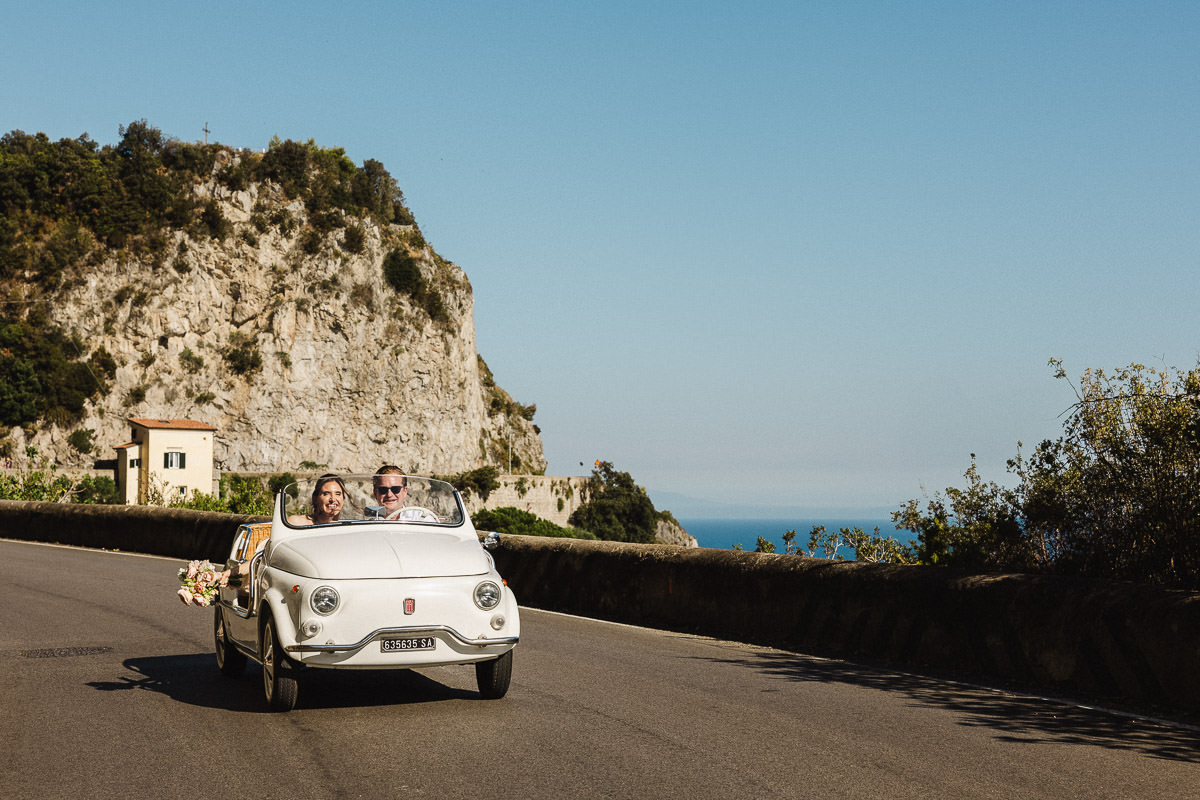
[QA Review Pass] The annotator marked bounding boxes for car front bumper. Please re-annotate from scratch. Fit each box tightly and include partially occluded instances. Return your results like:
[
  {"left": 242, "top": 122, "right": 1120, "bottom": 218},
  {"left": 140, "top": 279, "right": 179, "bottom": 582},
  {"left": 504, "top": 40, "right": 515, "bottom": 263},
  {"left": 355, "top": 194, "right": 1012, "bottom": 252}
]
[{"left": 285, "top": 623, "right": 518, "bottom": 653}]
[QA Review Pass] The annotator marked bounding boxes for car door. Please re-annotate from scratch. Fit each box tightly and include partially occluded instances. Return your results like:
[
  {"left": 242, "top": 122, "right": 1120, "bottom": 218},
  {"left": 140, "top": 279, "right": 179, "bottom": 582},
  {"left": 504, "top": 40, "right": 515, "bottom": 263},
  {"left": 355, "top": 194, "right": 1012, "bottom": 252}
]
[{"left": 218, "top": 524, "right": 269, "bottom": 651}]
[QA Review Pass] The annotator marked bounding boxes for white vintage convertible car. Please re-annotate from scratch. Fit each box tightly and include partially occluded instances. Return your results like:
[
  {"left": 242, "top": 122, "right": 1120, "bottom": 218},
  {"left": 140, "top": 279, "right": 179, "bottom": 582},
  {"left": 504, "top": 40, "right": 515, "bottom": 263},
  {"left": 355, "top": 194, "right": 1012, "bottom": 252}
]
[{"left": 212, "top": 474, "right": 519, "bottom": 711}]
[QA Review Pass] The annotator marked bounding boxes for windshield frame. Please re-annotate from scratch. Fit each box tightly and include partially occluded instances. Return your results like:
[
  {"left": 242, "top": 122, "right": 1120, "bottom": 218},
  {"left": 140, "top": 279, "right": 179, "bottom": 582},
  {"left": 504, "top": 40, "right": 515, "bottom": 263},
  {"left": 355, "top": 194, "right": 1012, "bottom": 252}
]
[{"left": 279, "top": 474, "right": 467, "bottom": 530}]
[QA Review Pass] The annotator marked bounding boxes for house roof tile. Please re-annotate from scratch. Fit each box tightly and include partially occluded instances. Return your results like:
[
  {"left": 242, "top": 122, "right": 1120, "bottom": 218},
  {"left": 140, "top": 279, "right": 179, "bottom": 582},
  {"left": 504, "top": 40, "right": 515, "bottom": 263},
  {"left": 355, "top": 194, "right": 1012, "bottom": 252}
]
[{"left": 128, "top": 418, "right": 217, "bottom": 431}]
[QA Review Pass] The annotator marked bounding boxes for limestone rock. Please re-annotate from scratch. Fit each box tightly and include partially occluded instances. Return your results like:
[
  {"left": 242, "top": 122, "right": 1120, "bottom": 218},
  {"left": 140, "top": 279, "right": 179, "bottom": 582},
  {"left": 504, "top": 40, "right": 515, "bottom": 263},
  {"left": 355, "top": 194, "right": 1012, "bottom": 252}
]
[
  {"left": 655, "top": 517, "right": 699, "bottom": 548},
  {"left": 6, "top": 184, "right": 545, "bottom": 477}
]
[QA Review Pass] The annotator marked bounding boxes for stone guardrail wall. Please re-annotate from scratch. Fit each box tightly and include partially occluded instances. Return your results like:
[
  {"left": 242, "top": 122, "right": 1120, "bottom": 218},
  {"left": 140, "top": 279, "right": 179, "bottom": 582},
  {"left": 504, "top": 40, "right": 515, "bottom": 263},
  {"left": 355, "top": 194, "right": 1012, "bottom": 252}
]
[
  {"left": 3, "top": 500, "right": 1198, "bottom": 715},
  {"left": 0, "top": 500, "right": 267, "bottom": 563}
]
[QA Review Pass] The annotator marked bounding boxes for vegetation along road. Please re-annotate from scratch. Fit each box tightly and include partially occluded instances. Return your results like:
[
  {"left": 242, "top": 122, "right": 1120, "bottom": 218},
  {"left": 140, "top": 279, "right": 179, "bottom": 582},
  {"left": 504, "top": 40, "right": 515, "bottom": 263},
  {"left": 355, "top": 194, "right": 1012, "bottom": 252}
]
[{"left": 3, "top": 539, "right": 1198, "bottom": 799}]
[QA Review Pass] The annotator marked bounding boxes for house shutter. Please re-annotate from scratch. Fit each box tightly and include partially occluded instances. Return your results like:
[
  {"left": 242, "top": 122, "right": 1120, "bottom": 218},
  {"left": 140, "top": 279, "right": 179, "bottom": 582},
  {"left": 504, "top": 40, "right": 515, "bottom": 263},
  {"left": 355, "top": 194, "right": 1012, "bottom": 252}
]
[
  {"left": 164, "top": 453, "right": 170, "bottom": 468},
  {"left": 180, "top": 452, "right": 186, "bottom": 469}
]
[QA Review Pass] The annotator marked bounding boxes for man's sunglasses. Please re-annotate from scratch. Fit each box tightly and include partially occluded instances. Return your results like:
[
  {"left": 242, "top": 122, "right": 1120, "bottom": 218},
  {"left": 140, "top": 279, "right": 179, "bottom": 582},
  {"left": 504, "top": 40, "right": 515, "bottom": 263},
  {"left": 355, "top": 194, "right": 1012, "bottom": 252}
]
[{"left": 375, "top": 485, "right": 407, "bottom": 497}]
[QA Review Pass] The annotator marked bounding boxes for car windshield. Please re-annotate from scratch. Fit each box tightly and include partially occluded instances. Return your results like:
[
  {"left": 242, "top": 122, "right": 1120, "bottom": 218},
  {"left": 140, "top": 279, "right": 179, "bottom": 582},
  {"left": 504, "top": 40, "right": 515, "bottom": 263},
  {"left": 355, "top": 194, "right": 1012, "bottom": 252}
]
[{"left": 283, "top": 474, "right": 465, "bottom": 528}]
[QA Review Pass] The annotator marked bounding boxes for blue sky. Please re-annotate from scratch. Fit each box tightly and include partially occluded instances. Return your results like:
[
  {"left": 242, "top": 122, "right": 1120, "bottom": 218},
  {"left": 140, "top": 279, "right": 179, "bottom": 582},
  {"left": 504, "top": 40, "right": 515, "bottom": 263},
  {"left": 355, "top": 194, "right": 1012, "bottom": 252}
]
[{"left": 4, "top": 1, "right": 1197, "bottom": 515}]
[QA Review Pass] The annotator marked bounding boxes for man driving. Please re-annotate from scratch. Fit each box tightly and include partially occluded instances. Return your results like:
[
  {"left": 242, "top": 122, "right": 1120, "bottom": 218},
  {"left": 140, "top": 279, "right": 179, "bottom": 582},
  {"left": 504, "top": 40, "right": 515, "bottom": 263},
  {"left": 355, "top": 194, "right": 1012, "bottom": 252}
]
[
  {"left": 372, "top": 464, "right": 439, "bottom": 521},
  {"left": 372, "top": 465, "right": 409, "bottom": 519}
]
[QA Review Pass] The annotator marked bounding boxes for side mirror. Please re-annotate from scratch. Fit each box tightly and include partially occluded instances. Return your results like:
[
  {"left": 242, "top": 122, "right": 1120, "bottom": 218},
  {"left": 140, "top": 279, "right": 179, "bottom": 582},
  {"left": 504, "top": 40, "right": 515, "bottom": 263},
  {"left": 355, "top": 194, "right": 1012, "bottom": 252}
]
[{"left": 482, "top": 531, "right": 501, "bottom": 551}]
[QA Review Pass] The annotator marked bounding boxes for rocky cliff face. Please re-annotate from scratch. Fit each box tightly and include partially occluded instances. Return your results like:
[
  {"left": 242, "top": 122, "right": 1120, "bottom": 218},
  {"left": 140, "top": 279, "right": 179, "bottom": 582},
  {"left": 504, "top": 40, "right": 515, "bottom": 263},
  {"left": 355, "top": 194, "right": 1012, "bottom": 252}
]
[{"left": 5, "top": 161, "right": 544, "bottom": 475}]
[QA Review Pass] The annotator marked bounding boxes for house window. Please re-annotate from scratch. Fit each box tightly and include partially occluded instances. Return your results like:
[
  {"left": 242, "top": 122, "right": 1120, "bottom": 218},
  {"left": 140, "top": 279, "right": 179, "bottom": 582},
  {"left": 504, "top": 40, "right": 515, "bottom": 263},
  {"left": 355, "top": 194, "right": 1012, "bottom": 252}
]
[
  {"left": 164, "top": 451, "right": 186, "bottom": 469},
  {"left": 178, "top": 487, "right": 187, "bottom": 497}
]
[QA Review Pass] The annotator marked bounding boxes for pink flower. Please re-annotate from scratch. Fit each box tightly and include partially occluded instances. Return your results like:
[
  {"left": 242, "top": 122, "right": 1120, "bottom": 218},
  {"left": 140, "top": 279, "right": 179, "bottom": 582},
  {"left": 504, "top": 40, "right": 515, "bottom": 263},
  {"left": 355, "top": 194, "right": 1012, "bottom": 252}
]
[{"left": 176, "top": 560, "right": 225, "bottom": 608}]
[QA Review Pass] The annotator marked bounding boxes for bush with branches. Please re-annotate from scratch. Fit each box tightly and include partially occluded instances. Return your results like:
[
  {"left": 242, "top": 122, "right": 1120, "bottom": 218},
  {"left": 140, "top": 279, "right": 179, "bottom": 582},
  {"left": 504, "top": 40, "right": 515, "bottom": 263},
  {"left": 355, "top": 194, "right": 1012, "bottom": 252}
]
[
  {"left": 434, "top": 466, "right": 501, "bottom": 502},
  {"left": 0, "top": 311, "right": 113, "bottom": 427},
  {"left": 895, "top": 359, "right": 1200, "bottom": 588},
  {"left": 568, "top": 460, "right": 660, "bottom": 544},
  {"left": 750, "top": 526, "right": 916, "bottom": 564},
  {"left": 0, "top": 448, "right": 118, "bottom": 503},
  {"left": 382, "top": 248, "right": 448, "bottom": 324}
]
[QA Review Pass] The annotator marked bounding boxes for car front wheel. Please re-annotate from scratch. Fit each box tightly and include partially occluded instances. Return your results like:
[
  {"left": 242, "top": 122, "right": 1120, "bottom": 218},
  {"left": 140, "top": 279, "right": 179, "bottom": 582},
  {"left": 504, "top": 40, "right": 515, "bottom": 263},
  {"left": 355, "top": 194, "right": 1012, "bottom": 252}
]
[
  {"left": 214, "top": 607, "right": 246, "bottom": 676},
  {"left": 475, "top": 650, "right": 513, "bottom": 699},
  {"left": 262, "top": 617, "right": 299, "bottom": 712}
]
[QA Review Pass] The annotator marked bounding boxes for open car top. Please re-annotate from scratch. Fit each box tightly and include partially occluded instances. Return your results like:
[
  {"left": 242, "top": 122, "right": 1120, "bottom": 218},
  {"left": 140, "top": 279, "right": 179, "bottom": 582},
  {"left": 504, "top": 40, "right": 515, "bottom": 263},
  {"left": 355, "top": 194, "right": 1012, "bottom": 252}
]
[{"left": 281, "top": 474, "right": 466, "bottom": 528}]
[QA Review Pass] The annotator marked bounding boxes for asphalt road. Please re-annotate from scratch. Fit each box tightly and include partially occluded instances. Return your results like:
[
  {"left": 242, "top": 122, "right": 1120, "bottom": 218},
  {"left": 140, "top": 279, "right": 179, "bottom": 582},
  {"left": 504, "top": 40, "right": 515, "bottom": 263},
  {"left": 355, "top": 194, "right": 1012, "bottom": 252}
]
[{"left": 3, "top": 539, "right": 1199, "bottom": 799}]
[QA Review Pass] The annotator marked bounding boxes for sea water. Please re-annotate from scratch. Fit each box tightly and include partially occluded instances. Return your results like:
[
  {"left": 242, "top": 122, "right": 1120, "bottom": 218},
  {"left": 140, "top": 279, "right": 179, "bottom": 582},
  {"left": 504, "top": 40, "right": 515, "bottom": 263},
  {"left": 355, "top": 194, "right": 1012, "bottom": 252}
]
[{"left": 679, "top": 517, "right": 916, "bottom": 559}]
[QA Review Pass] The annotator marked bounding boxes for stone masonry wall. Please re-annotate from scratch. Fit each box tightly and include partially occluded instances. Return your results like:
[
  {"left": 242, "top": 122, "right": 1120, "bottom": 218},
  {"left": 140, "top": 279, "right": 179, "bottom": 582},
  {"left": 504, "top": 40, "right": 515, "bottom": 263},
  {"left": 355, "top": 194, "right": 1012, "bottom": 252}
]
[{"left": 465, "top": 474, "right": 587, "bottom": 526}]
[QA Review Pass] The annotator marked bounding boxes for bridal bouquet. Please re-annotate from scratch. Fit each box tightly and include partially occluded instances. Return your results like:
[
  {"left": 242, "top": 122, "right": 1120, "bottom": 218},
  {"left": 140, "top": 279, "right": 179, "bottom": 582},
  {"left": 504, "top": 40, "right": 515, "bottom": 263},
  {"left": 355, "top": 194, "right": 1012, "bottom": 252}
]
[{"left": 177, "top": 560, "right": 228, "bottom": 606}]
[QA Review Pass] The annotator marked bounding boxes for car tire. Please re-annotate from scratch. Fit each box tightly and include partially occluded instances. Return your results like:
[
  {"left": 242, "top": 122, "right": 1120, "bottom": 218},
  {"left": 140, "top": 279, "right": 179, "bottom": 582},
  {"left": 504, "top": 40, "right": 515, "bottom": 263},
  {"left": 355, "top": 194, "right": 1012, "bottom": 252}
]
[
  {"left": 262, "top": 617, "right": 299, "bottom": 712},
  {"left": 214, "top": 607, "right": 246, "bottom": 676},
  {"left": 475, "top": 650, "right": 513, "bottom": 699}
]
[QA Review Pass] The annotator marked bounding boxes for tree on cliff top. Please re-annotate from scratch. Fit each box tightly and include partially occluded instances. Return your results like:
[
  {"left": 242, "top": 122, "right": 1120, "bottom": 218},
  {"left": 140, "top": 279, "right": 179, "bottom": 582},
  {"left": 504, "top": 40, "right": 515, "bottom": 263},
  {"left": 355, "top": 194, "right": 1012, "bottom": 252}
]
[{"left": 0, "top": 121, "right": 416, "bottom": 287}]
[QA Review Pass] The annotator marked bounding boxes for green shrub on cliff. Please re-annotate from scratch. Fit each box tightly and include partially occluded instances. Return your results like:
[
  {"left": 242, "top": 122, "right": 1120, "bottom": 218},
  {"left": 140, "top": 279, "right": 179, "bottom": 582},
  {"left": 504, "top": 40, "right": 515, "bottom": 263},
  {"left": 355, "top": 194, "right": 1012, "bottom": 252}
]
[
  {"left": 435, "top": 466, "right": 501, "bottom": 502},
  {"left": 67, "top": 428, "right": 95, "bottom": 455},
  {"left": 0, "top": 311, "right": 113, "bottom": 427},
  {"left": 223, "top": 333, "right": 262, "bottom": 377},
  {"left": 383, "top": 248, "right": 419, "bottom": 290},
  {"left": 382, "top": 248, "right": 448, "bottom": 325}
]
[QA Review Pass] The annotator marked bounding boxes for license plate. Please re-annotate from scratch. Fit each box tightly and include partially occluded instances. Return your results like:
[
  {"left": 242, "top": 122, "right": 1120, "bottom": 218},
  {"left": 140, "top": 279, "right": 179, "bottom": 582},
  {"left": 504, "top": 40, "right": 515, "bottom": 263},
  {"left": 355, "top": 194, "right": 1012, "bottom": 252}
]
[{"left": 381, "top": 637, "right": 435, "bottom": 652}]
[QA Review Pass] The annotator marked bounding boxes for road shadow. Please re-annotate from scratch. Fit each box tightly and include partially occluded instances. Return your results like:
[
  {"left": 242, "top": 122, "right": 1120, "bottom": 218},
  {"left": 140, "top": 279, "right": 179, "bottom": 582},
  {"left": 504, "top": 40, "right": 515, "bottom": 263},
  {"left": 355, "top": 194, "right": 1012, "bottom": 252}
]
[
  {"left": 87, "top": 653, "right": 476, "bottom": 712},
  {"left": 694, "top": 647, "right": 1200, "bottom": 763},
  {"left": 290, "top": 665, "right": 478, "bottom": 710}
]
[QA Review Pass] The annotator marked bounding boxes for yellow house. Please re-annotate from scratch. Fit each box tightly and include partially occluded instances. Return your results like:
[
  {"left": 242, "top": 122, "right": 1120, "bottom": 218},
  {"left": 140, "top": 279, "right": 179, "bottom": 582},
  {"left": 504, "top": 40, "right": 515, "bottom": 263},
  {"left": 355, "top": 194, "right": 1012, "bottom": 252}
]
[{"left": 114, "top": 418, "right": 217, "bottom": 504}]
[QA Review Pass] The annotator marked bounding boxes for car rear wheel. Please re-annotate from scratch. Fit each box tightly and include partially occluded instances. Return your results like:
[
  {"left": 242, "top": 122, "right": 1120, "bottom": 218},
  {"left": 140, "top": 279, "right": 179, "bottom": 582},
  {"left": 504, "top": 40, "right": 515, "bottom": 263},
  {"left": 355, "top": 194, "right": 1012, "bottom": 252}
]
[
  {"left": 214, "top": 607, "right": 246, "bottom": 676},
  {"left": 475, "top": 650, "right": 513, "bottom": 699},
  {"left": 262, "top": 617, "right": 299, "bottom": 712}
]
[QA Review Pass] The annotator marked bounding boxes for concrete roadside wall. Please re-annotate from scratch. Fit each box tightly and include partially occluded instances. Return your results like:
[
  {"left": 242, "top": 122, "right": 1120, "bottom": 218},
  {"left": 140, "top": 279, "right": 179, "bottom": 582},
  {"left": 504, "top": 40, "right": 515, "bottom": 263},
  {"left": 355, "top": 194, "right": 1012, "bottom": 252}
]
[
  {"left": 489, "top": 535, "right": 1200, "bottom": 714},
  {"left": 4, "top": 500, "right": 1198, "bottom": 714}
]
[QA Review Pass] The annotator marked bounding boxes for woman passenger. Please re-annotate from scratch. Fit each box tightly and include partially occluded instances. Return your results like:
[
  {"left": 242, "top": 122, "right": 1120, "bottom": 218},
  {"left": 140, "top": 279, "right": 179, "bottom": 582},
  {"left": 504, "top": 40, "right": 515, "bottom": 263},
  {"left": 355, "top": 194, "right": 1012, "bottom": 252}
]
[{"left": 287, "top": 474, "right": 346, "bottom": 525}]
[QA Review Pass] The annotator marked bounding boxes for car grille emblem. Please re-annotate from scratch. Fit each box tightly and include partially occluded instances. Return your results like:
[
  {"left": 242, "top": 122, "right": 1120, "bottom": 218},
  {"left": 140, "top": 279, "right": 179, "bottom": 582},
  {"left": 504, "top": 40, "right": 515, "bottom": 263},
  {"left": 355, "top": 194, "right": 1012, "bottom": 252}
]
[{"left": 404, "top": 598, "right": 415, "bottom": 615}]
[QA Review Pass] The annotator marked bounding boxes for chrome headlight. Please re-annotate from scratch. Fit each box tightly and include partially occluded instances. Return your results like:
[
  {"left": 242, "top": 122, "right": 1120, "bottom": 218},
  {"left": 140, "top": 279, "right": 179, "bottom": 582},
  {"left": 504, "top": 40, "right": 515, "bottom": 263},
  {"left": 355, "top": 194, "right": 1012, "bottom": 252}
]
[
  {"left": 310, "top": 586, "right": 340, "bottom": 615},
  {"left": 473, "top": 581, "right": 501, "bottom": 610}
]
